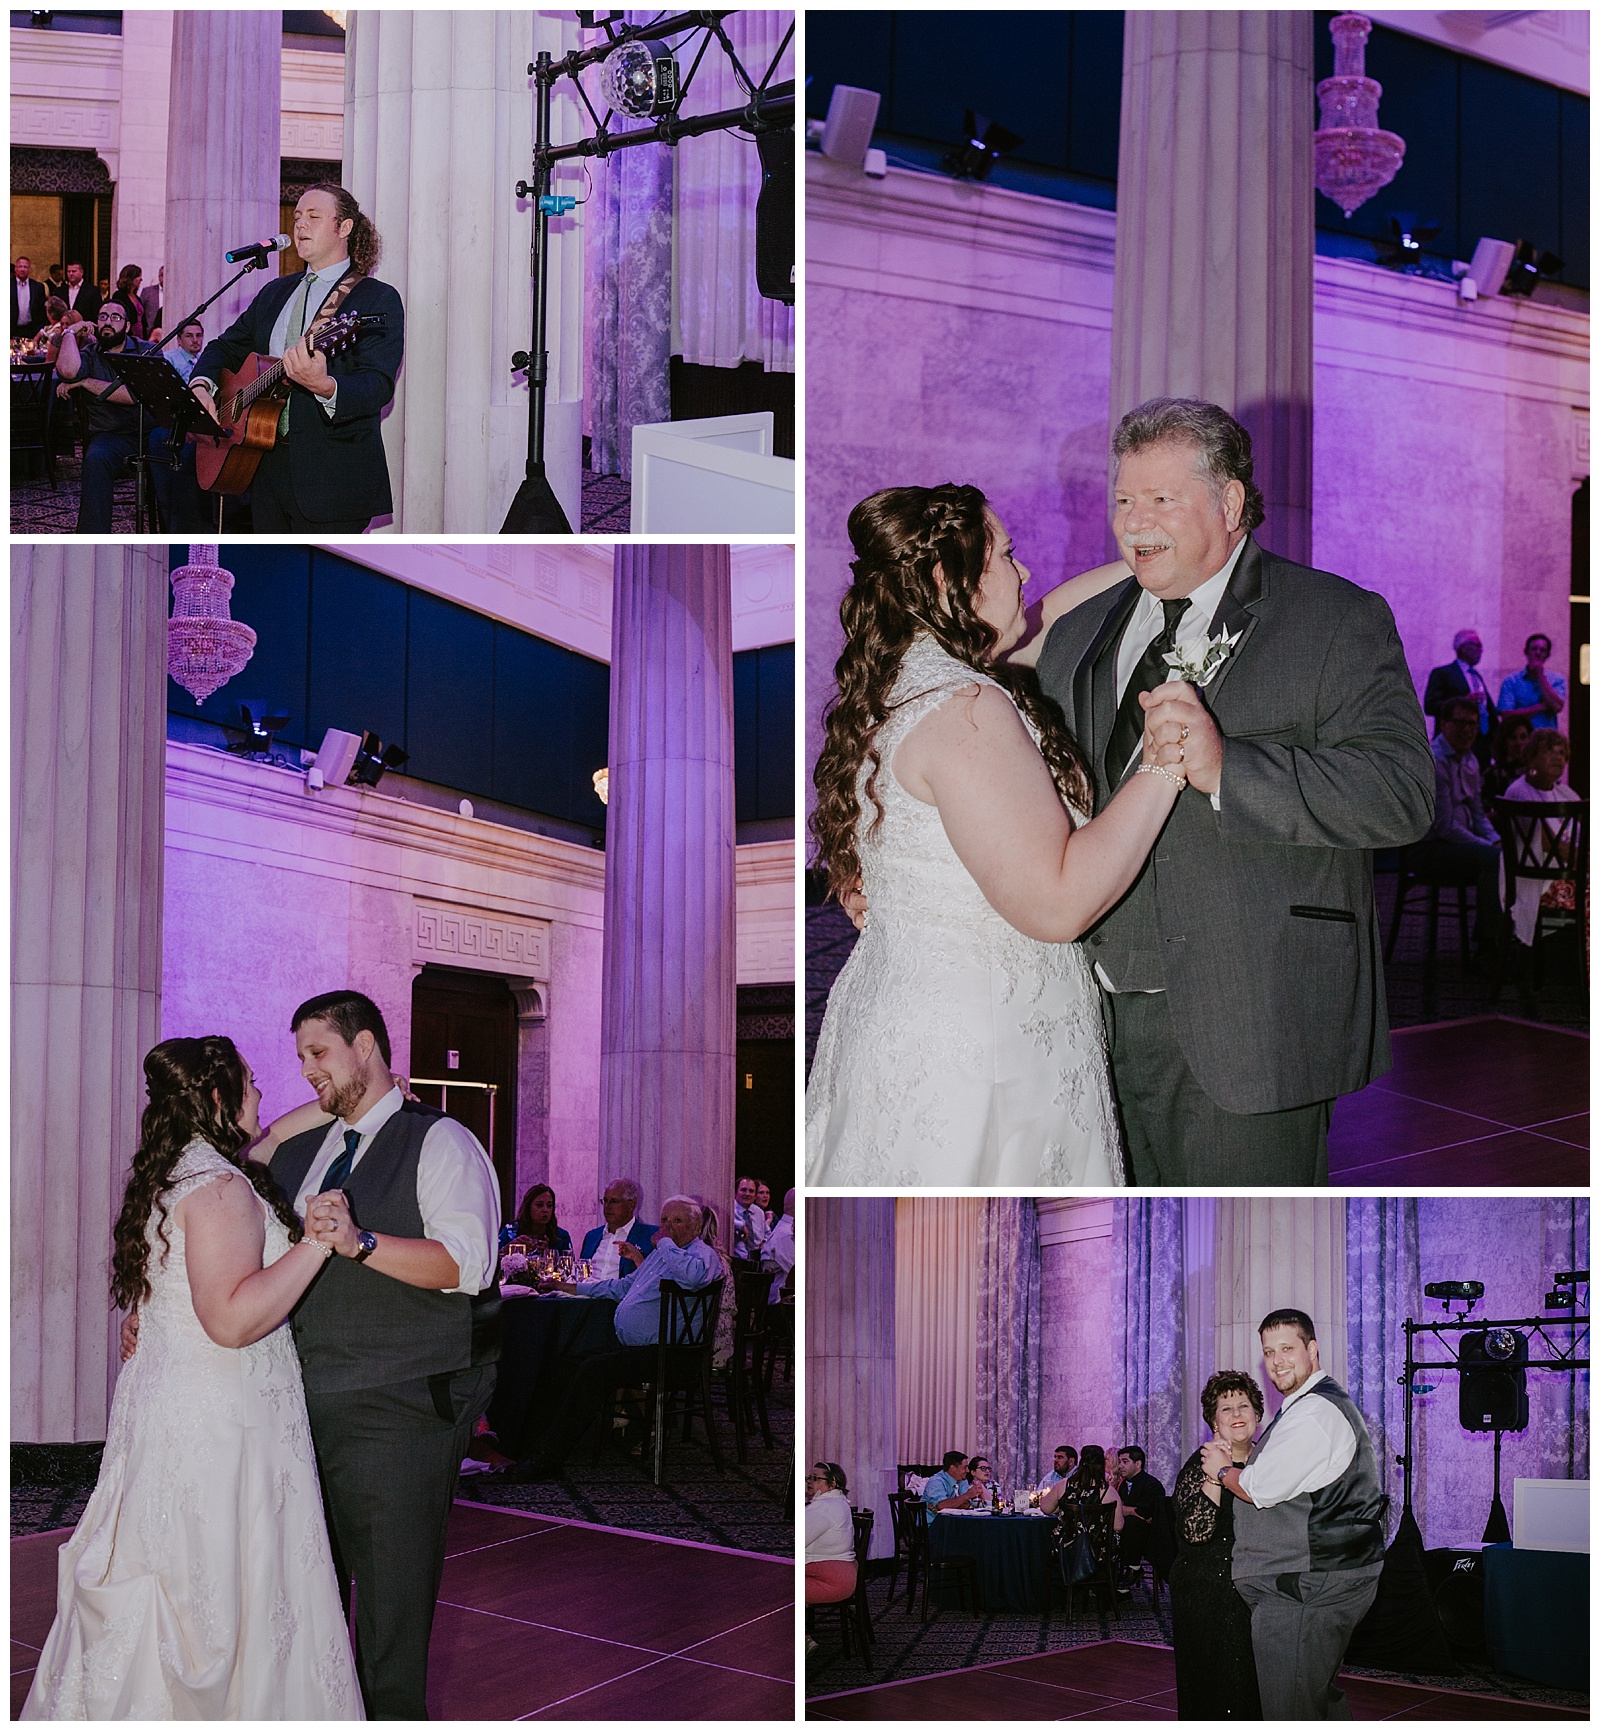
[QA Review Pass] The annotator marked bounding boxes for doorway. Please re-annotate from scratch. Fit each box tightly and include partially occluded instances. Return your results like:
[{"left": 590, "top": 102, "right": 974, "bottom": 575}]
[{"left": 410, "top": 965, "right": 518, "bottom": 1225}]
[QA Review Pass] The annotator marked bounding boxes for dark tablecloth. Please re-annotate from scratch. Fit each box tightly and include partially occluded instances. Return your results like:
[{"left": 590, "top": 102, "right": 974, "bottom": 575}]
[
  {"left": 485, "top": 1293, "right": 618, "bottom": 1456},
  {"left": 929, "top": 1512, "right": 1057, "bottom": 1612},
  {"left": 1482, "top": 1542, "right": 1589, "bottom": 1690}
]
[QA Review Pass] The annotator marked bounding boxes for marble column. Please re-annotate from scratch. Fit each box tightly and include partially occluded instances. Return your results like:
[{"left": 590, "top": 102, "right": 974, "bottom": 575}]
[
  {"left": 12, "top": 548, "right": 168, "bottom": 1442},
  {"left": 598, "top": 545, "right": 736, "bottom": 1222},
  {"left": 809, "top": 1198, "right": 897, "bottom": 1559},
  {"left": 1111, "top": 11, "right": 1315, "bottom": 562},
  {"left": 111, "top": 10, "right": 174, "bottom": 291},
  {"left": 343, "top": 10, "right": 584, "bottom": 532},
  {"left": 162, "top": 12, "right": 280, "bottom": 353}
]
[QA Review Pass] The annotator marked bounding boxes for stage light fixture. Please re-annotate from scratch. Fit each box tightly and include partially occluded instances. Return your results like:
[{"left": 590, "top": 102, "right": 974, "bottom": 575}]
[
  {"left": 1424, "top": 1279, "right": 1484, "bottom": 1312},
  {"left": 943, "top": 110, "right": 1022, "bottom": 182},
  {"left": 347, "top": 733, "right": 409, "bottom": 788},
  {"left": 605, "top": 39, "right": 678, "bottom": 118},
  {"left": 1500, "top": 237, "right": 1564, "bottom": 297},
  {"left": 1375, "top": 214, "right": 1440, "bottom": 270},
  {"left": 1544, "top": 1269, "right": 1587, "bottom": 1310},
  {"left": 226, "top": 701, "right": 290, "bottom": 757}
]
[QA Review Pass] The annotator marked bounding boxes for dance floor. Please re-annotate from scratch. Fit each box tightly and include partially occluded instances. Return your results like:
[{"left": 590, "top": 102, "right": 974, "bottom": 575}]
[
  {"left": 1328, "top": 1017, "right": 1588, "bottom": 1185},
  {"left": 807, "top": 1640, "right": 1587, "bottom": 1721},
  {"left": 11, "top": 1500, "right": 794, "bottom": 1720}
]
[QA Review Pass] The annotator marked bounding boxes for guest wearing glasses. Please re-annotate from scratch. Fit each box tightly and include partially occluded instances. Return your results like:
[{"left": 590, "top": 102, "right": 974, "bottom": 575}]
[
  {"left": 805, "top": 1462, "right": 857, "bottom": 1604},
  {"left": 579, "top": 1177, "right": 657, "bottom": 1277}
]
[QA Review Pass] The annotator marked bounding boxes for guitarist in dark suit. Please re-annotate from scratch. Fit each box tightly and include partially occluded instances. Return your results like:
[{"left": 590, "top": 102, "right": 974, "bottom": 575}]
[{"left": 190, "top": 184, "right": 403, "bottom": 531}]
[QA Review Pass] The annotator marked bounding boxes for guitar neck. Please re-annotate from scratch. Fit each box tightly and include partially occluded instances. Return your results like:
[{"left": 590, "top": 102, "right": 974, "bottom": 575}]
[{"left": 232, "top": 323, "right": 339, "bottom": 414}]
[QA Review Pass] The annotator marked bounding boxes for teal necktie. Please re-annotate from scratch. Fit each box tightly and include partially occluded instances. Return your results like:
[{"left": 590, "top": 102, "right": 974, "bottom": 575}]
[
  {"left": 277, "top": 272, "right": 315, "bottom": 436},
  {"left": 321, "top": 1127, "right": 360, "bottom": 1193}
]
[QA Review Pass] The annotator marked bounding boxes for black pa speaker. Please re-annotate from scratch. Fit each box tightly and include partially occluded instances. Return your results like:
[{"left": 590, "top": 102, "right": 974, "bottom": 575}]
[
  {"left": 1423, "top": 1548, "right": 1487, "bottom": 1659},
  {"left": 1457, "top": 1329, "right": 1529, "bottom": 1432},
  {"left": 755, "top": 126, "right": 794, "bottom": 305}
]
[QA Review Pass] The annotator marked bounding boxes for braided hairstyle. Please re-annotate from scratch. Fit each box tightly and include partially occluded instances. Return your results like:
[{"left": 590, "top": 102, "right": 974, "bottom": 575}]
[
  {"left": 110, "top": 1036, "right": 302, "bottom": 1310},
  {"left": 302, "top": 183, "right": 381, "bottom": 278},
  {"left": 811, "top": 484, "right": 1095, "bottom": 900}
]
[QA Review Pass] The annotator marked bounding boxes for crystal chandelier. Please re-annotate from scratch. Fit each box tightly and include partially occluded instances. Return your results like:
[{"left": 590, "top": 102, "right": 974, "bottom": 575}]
[
  {"left": 1313, "top": 13, "right": 1405, "bottom": 218},
  {"left": 167, "top": 545, "right": 257, "bottom": 704}
]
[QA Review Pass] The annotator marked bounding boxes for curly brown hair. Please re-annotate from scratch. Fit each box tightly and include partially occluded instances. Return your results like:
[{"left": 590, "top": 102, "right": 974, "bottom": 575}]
[
  {"left": 811, "top": 484, "right": 1095, "bottom": 899},
  {"left": 111, "top": 1036, "right": 301, "bottom": 1310},
  {"left": 302, "top": 183, "right": 381, "bottom": 278},
  {"left": 1201, "top": 1369, "right": 1265, "bottom": 1433}
]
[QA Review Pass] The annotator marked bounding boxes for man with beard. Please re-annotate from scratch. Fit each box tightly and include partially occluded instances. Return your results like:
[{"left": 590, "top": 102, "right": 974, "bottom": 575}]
[
  {"left": 1204, "top": 1309, "right": 1386, "bottom": 1718},
  {"left": 275, "top": 990, "right": 500, "bottom": 1719},
  {"left": 53, "top": 299, "right": 156, "bottom": 531}
]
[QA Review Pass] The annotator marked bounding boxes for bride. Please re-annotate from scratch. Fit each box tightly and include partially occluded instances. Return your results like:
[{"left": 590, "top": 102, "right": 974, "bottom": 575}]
[
  {"left": 805, "top": 483, "right": 1191, "bottom": 1186},
  {"left": 23, "top": 1036, "right": 361, "bottom": 1720}
]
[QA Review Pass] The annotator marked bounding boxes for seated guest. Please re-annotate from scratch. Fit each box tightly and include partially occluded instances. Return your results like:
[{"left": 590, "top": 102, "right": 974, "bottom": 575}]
[
  {"left": 149, "top": 318, "right": 212, "bottom": 531},
  {"left": 1041, "top": 1444, "right": 1122, "bottom": 1533},
  {"left": 1497, "top": 632, "right": 1566, "bottom": 731},
  {"left": 755, "top": 1180, "right": 775, "bottom": 1229},
  {"left": 922, "top": 1450, "right": 984, "bottom": 1512},
  {"left": 512, "top": 1182, "right": 572, "bottom": 1254},
  {"left": 1502, "top": 731, "right": 1578, "bottom": 949},
  {"left": 517, "top": 1197, "right": 720, "bottom": 1475},
  {"left": 1410, "top": 695, "right": 1502, "bottom": 957},
  {"left": 1037, "top": 1445, "right": 1077, "bottom": 1495},
  {"left": 805, "top": 1462, "right": 857, "bottom": 1606},
  {"left": 699, "top": 1203, "right": 738, "bottom": 1367},
  {"left": 52, "top": 301, "right": 154, "bottom": 532},
  {"left": 580, "top": 1177, "right": 656, "bottom": 1276},
  {"left": 1483, "top": 715, "right": 1533, "bottom": 803},
  {"left": 968, "top": 1455, "right": 996, "bottom": 1506},
  {"left": 731, "top": 1175, "right": 769, "bottom": 1262},
  {"left": 1114, "top": 1445, "right": 1173, "bottom": 1588},
  {"left": 761, "top": 1187, "right": 795, "bottom": 1302}
]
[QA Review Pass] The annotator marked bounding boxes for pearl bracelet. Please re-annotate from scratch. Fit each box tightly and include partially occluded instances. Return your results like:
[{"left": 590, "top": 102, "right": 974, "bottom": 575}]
[
  {"left": 303, "top": 1236, "right": 335, "bottom": 1259},
  {"left": 1136, "top": 762, "right": 1187, "bottom": 790}
]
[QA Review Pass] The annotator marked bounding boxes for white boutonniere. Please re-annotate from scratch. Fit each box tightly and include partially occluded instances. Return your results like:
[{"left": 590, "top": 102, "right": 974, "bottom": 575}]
[{"left": 1163, "top": 624, "right": 1243, "bottom": 688}]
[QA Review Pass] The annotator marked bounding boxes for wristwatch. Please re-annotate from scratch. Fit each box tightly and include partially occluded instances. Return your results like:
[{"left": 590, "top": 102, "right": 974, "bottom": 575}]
[{"left": 353, "top": 1230, "right": 378, "bottom": 1263}]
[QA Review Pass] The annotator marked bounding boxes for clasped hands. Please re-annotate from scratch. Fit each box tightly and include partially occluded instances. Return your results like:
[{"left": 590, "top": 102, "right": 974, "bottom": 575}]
[
  {"left": 1140, "top": 681, "right": 1223, "bottom": 795},
  {"left": 304, "top": 1189, "right": 361, "bottom": 1258},
  {"left": 1199, "top": 1439, "right": 1234, "bottom": 1483}
]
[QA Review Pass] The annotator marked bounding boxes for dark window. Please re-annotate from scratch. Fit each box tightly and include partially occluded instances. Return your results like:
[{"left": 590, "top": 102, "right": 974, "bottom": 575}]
[{"left": 733, "top": 644, "right": 795, "bottom": 823}]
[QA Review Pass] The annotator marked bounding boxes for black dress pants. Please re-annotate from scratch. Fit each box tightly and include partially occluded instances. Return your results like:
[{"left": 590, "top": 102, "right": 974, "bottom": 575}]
[
  {"left": 246, "top": 435, "right": 373, "bottom": 532},
  {"left": 304, "top": 1363, "right": 495, "bottom": 1720}
]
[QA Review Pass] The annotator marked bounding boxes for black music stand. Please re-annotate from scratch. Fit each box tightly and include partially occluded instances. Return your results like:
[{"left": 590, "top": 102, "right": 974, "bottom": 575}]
[{"left": 100, "top": 350, "right": 225, "bottom": 532}]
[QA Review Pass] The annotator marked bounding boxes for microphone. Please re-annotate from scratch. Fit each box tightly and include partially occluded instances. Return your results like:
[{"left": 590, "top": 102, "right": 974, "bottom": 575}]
[{"left": 224, "top": 233, "right": 291, "bottom": 264}]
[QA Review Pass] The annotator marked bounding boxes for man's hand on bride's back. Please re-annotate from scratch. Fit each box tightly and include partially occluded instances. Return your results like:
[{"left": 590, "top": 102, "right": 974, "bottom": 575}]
[
  {"left": 839, "top": 886, "right": 868, "bottom": 931},
  {"left": 120, "top": 1310, "right": 140, "bottom": 1362}
]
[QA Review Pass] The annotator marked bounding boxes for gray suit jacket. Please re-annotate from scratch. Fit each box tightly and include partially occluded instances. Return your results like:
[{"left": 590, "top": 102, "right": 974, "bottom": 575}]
[{"left": 1036, "top": 536, "right": 1434, "bottom": 1113}]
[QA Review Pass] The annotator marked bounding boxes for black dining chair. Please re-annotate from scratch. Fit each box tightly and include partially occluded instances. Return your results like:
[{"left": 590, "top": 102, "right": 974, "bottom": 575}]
[
  {"left": 810, "top": 1507, "right": 876, "bottom": 1666},
  {"left": 1490, "top": 797, "right": 1587, "bottom": 1002},
  {"left": 722, "top": 1268, "right": 774, "bottom": 1462},
  {"left": 910, "top": 1498, "right": 977, "bottom": 1625},
  {"left": 593, "top": 1277, "right": 725, "bottom": 1485},
  {"left": 1058, "top": 1500, "right": 1121, "bottom": 1621},
  {"left": 11, "top": 360, "right": 59, "bottom": 488}
]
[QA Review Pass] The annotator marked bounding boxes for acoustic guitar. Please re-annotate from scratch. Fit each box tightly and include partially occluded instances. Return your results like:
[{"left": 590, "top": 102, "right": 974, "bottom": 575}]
[{"left": 192, "top": 309, "right": 381, "bottom": 494}]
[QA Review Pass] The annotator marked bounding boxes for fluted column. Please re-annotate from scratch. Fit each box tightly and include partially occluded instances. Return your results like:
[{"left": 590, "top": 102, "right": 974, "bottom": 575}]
[
  {"left": 12, "top": 548, "right": 168, "bottom": 1442},
  {"left": 343, "top": 10, "right": 585, "bottom": 531},
  {"left": 598, "top": 545, "right": 736, "bottom": 1219},
  {"left": 1112, "top": 12, "right": 1314, "bottom": 562},
  {"left": 809, "top": 1198, "right": 897, "bottom": 1559},
  {"left": 163, "top": 12, "right": 280, "bottom": 353},
  {"left": 1212, "top": 1198, "right": 1346, "bottom": 1404}
]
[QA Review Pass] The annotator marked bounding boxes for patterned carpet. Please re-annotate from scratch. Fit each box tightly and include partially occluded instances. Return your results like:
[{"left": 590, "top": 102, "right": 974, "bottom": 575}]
[
  {"left": 806, "top": 1570, "right": 1589, "bottom": 1713},
  {"left": 11, "top": 453, "right": 632, "bottom": 535},
  {"left": 12, "top": 1374, "right": 793, "bottom": 1559}
]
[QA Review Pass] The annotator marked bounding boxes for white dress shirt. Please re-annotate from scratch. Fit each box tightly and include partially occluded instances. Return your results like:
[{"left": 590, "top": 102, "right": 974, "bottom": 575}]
[
  {"left": 1237, "top": 1369, "right": 1358, "bottom": 1509},
  {"left": 732, "top": 1200, "right": 770, "bottom": 1258},
  {"left": 292, "top": 1085, "right": 500, "bottom": 1295},
  {"left": 590, "top": 1218, "right": 638, "bottom": 1279},
  {"left": 760, "top": 1213, "right": 795, "bottom": 1303}
]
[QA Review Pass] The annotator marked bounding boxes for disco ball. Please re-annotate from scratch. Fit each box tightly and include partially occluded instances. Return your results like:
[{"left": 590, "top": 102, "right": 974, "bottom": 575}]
[{"left": 605, "top": 40, "right": 677, "bottom": 118}]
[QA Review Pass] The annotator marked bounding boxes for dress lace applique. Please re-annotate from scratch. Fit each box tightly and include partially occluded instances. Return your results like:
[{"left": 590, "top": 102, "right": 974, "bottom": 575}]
[{"left": 806, "top": 634, "right": 1125, "bottom": 1187}]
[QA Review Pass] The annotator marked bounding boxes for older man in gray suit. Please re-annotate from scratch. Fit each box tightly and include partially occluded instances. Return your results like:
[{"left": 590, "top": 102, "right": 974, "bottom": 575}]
[{"left": 1036, "top": 399, "right": 1434, "bottom": 1183}]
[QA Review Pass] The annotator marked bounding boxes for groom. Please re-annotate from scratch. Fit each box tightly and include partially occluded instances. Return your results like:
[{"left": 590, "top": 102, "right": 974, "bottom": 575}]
[
  {"left": 275, "top": 990, "right": 501, "bottom": 1719},
  {"left": 1036, "top": 399, "right": 1434, "bottom": 1182},
  {"left": 1205, "top": 1309, "right": 1386, "bottom": 1718}
]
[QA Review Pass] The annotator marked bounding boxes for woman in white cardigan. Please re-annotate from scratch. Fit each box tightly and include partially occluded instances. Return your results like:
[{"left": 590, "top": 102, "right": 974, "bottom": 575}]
[{"left": 804, "top": 1461, "right": 857, "bottom": 1604}]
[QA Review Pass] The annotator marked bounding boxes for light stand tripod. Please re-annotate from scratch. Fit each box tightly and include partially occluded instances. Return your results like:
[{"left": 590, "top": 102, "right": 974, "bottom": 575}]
[{"left": 501, "top": 11, "right": 794, "bottom": 533}]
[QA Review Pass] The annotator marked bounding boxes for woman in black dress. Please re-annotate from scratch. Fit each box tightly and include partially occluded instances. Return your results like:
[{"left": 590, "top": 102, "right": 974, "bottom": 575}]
[{"left": 1169, "top": 1371, "right": 1265, "bottom": 1719}]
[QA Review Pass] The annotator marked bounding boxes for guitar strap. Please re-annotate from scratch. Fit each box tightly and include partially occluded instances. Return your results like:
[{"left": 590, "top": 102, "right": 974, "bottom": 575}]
[{"left": 304, "top": 272, "right": 360, "bottom": 348}]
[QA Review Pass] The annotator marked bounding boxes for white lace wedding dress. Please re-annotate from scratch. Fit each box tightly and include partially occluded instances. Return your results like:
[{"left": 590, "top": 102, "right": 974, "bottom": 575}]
[
  {"left": 806, "top": 635, "right": 1125, "bottom": 1187},
  {"left": 23, "top": 1143, "right": 362, "bottom": 1720}
]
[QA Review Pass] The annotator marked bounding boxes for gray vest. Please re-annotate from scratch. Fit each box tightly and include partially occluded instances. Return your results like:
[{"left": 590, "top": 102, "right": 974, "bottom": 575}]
[
  {"left": 270, "top": 1100, "right": 501, "bottom": 1395},
  {"left": 1232, "top": 1375, "right": 1387, "bottom": 1579}
]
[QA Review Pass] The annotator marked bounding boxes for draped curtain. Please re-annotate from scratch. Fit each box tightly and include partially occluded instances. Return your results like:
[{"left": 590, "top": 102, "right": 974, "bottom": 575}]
[
  {"left": 1345, "top": 1197, "right": 1421, "bottom": 1540},
  {"left": 1112, "top": 1198, "right": 1187, "bottom": 1487},
  {"left": 1536, "top": 1198, "right": 1589, "bottom": 1482},
  {"left": 894, "top": 1198, "right": 980, "bottom": 1465},
  {"left": 975, "top": 1199, "right": 1042, "bottom": 1499},
  {"left": 807, "top": 1198, "right": 897, "bottom": 1560},
  {"left": 583, "top": 14, "right": 673, "bottom": 479},
  {"left": 673, "top": 11, "right": 796, "bottom": 371}
]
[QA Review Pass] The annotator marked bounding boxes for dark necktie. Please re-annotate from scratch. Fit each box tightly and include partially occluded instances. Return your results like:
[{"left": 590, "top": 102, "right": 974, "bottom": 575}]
[
  {"left": 1105, "top": 597, "right": 1191, "bottom": 787},
  {"left": 321, "top": 1127, "right": 361, "bottom": 1193}
]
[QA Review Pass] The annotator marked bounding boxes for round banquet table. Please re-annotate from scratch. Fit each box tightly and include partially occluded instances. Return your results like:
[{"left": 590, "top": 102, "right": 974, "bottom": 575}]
[
  {"left": 485, "top": 1291, "right": 618, "bottom": 1457},
  {"left": 929, "top": 1510, "right": 1058, "bottom": 1612}
]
